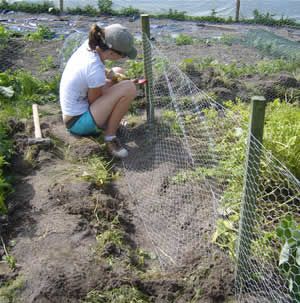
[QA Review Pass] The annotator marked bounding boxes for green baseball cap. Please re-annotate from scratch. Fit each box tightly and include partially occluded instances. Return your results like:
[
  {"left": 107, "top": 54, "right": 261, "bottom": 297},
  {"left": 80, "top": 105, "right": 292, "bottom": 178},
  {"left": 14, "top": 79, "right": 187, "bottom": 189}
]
[{"left": 104, "top": 24, "right": 137, "bottom": 59}]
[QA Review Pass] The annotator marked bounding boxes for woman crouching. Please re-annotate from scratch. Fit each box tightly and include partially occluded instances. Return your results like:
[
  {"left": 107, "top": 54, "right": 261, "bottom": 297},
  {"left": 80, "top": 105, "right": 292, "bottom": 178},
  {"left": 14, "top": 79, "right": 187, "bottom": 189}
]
[{"left": 60, "top": 23, "right": 137, "bottom": 158}]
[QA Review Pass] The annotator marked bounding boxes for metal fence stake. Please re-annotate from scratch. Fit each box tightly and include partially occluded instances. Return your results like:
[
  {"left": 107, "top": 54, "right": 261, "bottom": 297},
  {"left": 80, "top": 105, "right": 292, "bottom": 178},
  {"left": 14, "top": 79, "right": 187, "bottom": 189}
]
[
  {"left": 235, "top": 96, "right": 267, "bottom": 291},
  {"left": 141, "top": 14, "right": 154, "bottom": 123}
]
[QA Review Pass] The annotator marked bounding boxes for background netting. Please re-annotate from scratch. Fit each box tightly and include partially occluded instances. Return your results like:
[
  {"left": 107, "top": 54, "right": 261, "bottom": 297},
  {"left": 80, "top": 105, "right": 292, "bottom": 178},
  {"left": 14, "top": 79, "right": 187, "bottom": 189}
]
[{"left": 121, "top": 35, "right": 300, "bottom": 302}]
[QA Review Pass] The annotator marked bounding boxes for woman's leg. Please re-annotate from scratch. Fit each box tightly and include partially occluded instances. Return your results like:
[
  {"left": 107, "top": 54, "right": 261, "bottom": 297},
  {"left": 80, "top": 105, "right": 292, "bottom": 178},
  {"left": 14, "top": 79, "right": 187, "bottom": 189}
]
[{"left": 89, "top": 80, "right": 136, "bottom": 136}]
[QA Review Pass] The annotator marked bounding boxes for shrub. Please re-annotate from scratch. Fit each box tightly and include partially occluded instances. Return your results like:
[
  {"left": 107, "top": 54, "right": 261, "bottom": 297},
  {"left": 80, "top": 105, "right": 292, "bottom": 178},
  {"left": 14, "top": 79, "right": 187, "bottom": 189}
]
[
  {"left": 0, "top": 0, "right": 59, "bottom": 14},
  {"left": 175, "top": 33, "right": 193, "bottom": 46},
  {"left": 118, "top": 6, "right": 140, "bottom": 16},
  {"left": 98, "top": 0, "right": 113, "bottom": 14}
]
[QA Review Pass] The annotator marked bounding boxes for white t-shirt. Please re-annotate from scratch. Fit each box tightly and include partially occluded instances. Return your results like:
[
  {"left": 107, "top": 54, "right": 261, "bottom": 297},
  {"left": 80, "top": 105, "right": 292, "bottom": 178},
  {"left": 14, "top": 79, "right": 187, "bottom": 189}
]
[{"left": 59, "top": 40, "right": 106, "bottom": 116}]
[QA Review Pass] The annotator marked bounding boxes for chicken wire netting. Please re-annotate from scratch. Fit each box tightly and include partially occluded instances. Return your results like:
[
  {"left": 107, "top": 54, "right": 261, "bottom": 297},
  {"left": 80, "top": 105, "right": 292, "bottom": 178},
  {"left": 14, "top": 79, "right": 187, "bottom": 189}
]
[{"left": 121, "top": 35, "right": 300, "bottom": 302}]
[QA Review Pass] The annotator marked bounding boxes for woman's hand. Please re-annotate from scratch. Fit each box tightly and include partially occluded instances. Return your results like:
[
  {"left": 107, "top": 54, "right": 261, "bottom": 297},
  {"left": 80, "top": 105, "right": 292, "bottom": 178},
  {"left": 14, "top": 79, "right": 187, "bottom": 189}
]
[{"left": 106, "top": 69, "right": 129, "bottom": 83}]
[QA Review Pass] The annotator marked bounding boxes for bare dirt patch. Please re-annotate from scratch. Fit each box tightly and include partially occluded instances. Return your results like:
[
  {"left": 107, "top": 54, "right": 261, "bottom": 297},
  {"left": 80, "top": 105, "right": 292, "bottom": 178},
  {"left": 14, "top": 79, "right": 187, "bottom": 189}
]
[{"left": 0, "top": 108, "right": 235, "bottom": 302}]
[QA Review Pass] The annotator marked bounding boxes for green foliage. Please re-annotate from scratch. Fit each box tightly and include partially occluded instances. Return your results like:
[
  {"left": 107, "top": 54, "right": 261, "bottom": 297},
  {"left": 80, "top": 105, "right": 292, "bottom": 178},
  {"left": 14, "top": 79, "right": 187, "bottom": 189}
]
[
  {"left": 0, "top": 277, "right": 24, "bottom": 303},
  {"left": 0, "top": 0, "right": 59, "bottom": 14},
  {"left": 118, "top": 6, "right": 140, "bottom": 16},
  {"left": 39, "top": 55, "right": 56, "bottom": 72},
  {"left": 1, "top": 1, "right": 299, "bottom": 27},
  {"left": 0, "top": 70, "right": 59, "bottom": 214},
  {"left": 2, "top": 255, "right": 16, "bottom": 271},
  {"left": 156, "top": 9, "right": 187, "bottom": 20},
  {"left": 161, "top": 110, "right": 181, "bottom": 135},
  {"left": 175, "top": 34, "right": 193, "bottom": 46},
  {"left": 1, "top": 237, "right": 17, "bottom": 270},
  {"left": 82, "top": 156, "right": 112, "bottom": 186},
  {"left": 96, "top": 228, "right": 124, "bottom": 250},
  {"left": 84, "top": 286, "right": 150, "bottom": 303},
  {"left": 166, "top": 9, "right": 186, "bottom": 20},
  {"left": 277, "top": 216, "right": 300, "bottom": 302},
  {"left": 66, "top": 5, "right": 98, "bottom": 16},
  {"left": 0, "top": 70, "right": 59, "bottom": 110},
  {"left": 81, "top": 5, "right": 99, "bottom": 16},
  {"left": 171, "top": 100, "right": 300, "bottom": 264},
  {"left": 0, "top": 25, "right": 10, "bottom": 41},
  {"left": 97, "top": 0, "right": 113, "bottom": 14},
  {"left": 249, "top": 9, "right": 299, "bottom": 27},
  {"left": 0, "top": 156, "right": 10, "bottom": 214},
  {"left": 264, "top": 99, "right": 300, "bottom": 178},
  {"left": 26, "top": 25, "right": 55, "bottom": 41},
  {"left": 124, "top": 60, "right": 144, "bottom": 79},
  {"left": 180, "top": 57, "right": 300, "bottom": 79}
]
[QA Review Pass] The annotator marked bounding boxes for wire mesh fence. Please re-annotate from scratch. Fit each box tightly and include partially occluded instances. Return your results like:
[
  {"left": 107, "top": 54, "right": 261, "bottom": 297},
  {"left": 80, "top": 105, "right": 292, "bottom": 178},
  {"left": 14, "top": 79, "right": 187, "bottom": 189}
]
[{"left": 121, "top": 35, "right": 300, "bottom": 301}]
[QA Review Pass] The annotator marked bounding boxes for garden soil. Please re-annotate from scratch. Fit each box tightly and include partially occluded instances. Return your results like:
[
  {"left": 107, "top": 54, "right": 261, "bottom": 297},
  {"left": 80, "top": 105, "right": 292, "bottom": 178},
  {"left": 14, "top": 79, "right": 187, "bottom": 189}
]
[{"left": 1, "top": 110, "right": 234, "bottom": 302}]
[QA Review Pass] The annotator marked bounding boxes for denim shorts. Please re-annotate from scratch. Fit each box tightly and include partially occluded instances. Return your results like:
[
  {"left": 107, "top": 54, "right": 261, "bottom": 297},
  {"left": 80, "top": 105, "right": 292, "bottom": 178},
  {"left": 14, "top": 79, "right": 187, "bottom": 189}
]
[{"left": 66, "top": 109, "right": 103, "bottom": 136}]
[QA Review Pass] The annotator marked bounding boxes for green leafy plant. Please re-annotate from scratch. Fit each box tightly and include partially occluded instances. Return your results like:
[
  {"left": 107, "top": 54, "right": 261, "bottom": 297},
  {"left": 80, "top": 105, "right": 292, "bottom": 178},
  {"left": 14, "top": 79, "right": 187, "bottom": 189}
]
[
  {"left": 0, "top": 25, "right": 10, "bottom": 41},
  {"left": 26, "top": 25, "right": 55, "bottom": 41},
  {"left": 169, "top": 99, "right": 300, "bottom": 264},
  {"left": 175, "top": 34, "right": 193, "bottom": 46},
  {"left": 124, "top": 60, "right": 144, "bottom": 79},
  {"left": 276, "top": 216, "right": 300, "bottom": 302},
  {"left": 39, "top": 55, "right": 56, "bottom": 72},
  {"left": 161, "top": 110, "right": 181, "bottom": 135},
  {"left": 0, "top": 70, "right": 59, "bottom": 214},
  {"left": 1, "top": 237, "right": 17, "bottom": 270},
  {"left": 98, "top": 0, "right": 113, "bottom": 14},
  {"left": 0, "top": 156, "right": 10, "bottom": 214},
  {"left": 82, "top": 156, "right": 112, "bottom": 186}
]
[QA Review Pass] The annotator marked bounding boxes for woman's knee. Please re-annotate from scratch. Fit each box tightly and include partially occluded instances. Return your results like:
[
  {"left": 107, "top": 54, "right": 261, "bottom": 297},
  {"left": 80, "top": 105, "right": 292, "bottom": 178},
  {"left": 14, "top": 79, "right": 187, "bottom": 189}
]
[{"left": 119, "top": 80, "right": 137, "bottom": 99}]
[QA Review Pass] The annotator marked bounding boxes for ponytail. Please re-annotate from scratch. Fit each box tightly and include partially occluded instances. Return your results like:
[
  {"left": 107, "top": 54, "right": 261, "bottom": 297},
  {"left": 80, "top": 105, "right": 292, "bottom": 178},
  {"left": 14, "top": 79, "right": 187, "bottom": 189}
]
[{"left": 88, "top": 24, "right": 108, "bottom": 51}]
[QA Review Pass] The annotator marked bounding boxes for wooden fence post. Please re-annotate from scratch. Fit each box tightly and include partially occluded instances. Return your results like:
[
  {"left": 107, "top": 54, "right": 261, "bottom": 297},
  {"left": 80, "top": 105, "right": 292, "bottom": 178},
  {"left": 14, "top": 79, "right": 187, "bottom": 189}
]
[
  {"left": 235, "top": 96, "right": 267, "bottom": 290},
  {"left": 59, "top": 0, "right": 64, "bottom": 13},
  {"left": 235, "top": 0, "right": 240, "bottom": 21}
]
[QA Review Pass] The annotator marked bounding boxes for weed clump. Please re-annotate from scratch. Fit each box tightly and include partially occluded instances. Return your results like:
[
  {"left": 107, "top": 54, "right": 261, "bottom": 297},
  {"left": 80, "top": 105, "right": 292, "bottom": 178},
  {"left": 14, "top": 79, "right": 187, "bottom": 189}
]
[{"left": 84, "top": 286, "right": 150, "bottom": 303}]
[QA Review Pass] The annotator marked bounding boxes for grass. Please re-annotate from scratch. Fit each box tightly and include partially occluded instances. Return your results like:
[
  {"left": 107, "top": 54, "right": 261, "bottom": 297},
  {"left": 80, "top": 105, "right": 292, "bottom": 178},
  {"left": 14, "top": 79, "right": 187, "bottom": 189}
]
[
  {"left": 84, "top": 286, "right": 150, "bottom": 303},
  {"left": 39, "top": 55, "right": 56, "bottom": 72},
  {"left": 0, "top": 277, "right": 24, "bottom": 303}
]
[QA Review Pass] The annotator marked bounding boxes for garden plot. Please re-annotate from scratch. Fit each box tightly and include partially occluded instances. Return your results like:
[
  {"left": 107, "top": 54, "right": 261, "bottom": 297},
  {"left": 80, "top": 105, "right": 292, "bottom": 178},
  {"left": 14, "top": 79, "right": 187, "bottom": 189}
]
[{"left": 0, "top": 11, "right": 299, "bottom": 303}]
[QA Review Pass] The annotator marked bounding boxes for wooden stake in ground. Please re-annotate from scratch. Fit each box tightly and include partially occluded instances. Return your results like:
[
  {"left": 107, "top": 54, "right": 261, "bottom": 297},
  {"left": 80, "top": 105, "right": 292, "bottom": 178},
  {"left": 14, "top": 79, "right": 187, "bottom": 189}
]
[{"left": 28, "top": 104, "right": 51, "bottom": 145}]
